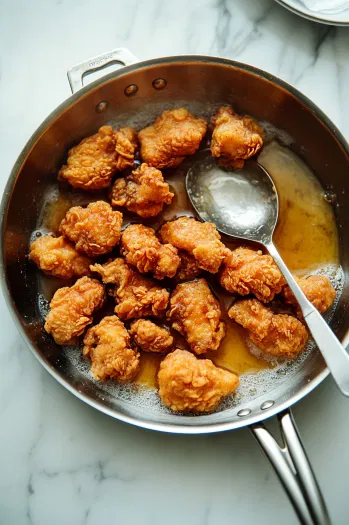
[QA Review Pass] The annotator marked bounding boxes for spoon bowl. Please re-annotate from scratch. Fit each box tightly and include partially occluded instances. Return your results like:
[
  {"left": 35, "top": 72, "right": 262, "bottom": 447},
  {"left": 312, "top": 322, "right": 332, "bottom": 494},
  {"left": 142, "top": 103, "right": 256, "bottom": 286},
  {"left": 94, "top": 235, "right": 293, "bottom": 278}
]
[{"left": 186, "top": 152, "right": 278, "bottom": 243}]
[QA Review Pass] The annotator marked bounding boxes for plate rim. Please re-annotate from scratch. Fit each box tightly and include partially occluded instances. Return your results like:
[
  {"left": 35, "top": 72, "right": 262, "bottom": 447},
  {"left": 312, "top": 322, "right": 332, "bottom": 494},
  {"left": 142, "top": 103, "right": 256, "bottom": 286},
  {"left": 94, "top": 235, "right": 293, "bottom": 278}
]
[{"left": 274, "top": 0, "right": 349, "bottom": 26}]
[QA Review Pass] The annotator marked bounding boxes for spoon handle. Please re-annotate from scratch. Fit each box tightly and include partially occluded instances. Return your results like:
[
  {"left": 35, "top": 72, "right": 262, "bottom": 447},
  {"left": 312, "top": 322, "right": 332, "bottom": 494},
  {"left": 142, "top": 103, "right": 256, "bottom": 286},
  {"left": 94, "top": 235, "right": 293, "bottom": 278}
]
[{"left": 266, "top": 242, "right": 349, "bottom": 397}]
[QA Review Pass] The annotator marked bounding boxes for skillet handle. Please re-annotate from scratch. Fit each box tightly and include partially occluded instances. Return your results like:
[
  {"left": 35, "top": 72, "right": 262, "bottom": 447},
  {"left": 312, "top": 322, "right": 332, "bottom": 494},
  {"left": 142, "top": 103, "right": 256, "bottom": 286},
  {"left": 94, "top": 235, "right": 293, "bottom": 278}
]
[
  {"left": 250, "top": 409, "right": 330, "bottom": 525},
  {"left": 67, "top": 48, "right": 139, "bottom": 94}
]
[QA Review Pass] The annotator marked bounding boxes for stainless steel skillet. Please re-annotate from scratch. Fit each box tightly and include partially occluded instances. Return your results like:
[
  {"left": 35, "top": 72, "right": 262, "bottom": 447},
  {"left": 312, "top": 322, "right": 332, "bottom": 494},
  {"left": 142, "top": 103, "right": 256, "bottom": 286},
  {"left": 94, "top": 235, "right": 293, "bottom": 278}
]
[{"left": 1, "top": 49, "right": 349, "bottom": 525}]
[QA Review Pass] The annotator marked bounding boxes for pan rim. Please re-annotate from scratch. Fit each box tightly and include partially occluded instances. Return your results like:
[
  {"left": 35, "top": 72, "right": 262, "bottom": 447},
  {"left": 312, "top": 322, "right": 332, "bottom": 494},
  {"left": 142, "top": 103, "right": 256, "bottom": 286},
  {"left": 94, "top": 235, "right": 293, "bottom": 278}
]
[{"left": 1, "top": 53, "right": 348, "bottom": 433}]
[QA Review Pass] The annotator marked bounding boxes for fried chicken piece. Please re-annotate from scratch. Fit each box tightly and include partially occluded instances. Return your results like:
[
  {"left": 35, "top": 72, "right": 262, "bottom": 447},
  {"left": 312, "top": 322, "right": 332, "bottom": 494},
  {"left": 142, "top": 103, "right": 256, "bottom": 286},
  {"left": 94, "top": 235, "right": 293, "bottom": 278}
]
[
  {"left": 44, "top": 276, "right": 105, "bottom": 345},
  {"left": 58, "top": 126, "right": 116, "bottom": 190},
  {"left": 59, "top": 201, "right": 122, "bottom": 257},
  {"left": 111, "top": 163, "right": 174, "bottom": 218},
  {"left": 130, "top": 319, "right": 173, "bottom": 353},
  {"left": 90, "top": 258, "right": 169, "bottom": 320},
  {"left": 158, "top": 217, "right": 229, "bottom": 273},
  {"left": 158, "top": 349, "right": 239, "bottom": 412},
  {"left": 83, "top": 315, "right": 140, "bottom": 381},
  {"left": 174, "top": 251, "right": 201, "bottom": 282},
  {"left": 58, "top": 125, "right": 137, "bottom": 190},
  {"left": 210, "top": 107, "right": 264, "bottom": 168},
  {"left": 168, "top": 279, "right": 226, "bottom": 355},
  {"left": 219, "top": 247, "right": 285, "bottom": 303},
  {"left": 121, "top": 224, "right": 180, "bottom": 280},
  {"left": 283, "top": 275, "right": 336, "bottom": 317},
  {"left": 29, "top": 234, "right": 92, "bottom": 279},
  {"left": 138, "top": 108, "right": 207, "bottom": 169},
  {"left": 228, "top": 299, "right": 308, "bottom": 359}
]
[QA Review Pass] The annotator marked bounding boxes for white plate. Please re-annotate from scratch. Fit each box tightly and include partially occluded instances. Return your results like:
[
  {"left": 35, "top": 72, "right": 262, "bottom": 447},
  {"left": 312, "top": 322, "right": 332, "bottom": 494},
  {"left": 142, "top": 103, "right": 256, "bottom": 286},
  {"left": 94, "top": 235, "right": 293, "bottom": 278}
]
[{"left": 275, "top": 0, "right": 349, "bottom": 25}]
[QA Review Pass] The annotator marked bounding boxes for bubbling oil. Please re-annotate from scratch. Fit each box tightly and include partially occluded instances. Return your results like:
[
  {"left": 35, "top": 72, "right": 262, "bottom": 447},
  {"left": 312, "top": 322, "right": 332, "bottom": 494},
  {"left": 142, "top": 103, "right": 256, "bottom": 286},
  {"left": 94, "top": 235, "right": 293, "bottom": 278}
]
[{"left": 38, "top": 139, "right": 340, "bottom": 395}]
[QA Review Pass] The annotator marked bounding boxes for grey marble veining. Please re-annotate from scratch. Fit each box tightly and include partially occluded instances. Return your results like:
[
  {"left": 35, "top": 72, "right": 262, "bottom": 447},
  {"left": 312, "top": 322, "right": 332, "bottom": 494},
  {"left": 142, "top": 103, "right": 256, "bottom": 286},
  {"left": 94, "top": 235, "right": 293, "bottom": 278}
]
[{"left": 1, "top": 1, "right": 349, "bottom": 524}]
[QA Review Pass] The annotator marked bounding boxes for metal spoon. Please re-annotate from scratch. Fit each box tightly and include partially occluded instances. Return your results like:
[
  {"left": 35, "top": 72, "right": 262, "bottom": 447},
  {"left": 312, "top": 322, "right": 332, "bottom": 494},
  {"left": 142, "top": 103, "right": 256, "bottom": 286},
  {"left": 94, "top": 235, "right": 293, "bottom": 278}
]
[{"left": 186, "top": 152, "right": 349, "bottom": 397}]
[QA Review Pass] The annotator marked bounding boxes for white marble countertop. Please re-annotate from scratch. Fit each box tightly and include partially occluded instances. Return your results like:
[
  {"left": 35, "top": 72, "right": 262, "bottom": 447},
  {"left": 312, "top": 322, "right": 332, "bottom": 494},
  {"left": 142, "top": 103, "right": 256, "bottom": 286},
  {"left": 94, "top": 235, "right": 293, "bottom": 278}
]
[{"left": 1, "top": 0, "right": 349, "bottom": 524}]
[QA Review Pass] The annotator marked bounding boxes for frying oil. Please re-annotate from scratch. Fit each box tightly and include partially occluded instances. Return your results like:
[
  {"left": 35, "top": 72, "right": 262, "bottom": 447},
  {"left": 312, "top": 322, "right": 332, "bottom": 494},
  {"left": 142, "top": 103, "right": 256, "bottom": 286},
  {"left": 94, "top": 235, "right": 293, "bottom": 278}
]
[
  {"left": 39, "top": 140, "right": 340, "bottom": 393},
  {"left": 259, "top": 142, "right": 339, "bottom": 274}
]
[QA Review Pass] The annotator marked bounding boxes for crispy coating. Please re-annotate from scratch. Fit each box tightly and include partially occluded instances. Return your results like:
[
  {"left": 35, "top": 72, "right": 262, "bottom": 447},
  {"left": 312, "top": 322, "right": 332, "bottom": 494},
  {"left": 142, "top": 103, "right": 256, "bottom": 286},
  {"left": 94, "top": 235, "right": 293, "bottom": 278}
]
[
  {"left": 111, "top": 163, "right": 174, "bottom": 218},
  {"left": 83, "top": 315, "right": 140, "bottom": 381},
  {"left": 228, "top": 299, "right": 308, "bottom": 358},
  {"left": 158, "top": 217, "right": 229, "bottom": 273},
  {"left": 130, "top": 319, "right": 173, "bottom": 353},
  {"left": 219, "top": 247, "right": 285, "bottom": 303},
  {"left": 175, "top": 251, "right": 201, "bottom": 282},
  {"left": 60, "top": 201, "right": 122, "bottom": 257},
  {"left": 138, "top": 108, "right": 207, "bottom": 169},
  {"left": 158, "top": 349, "right": 239, "bottom": 412},
  {"left": 44, "top": 277, "right": 105, "bottom": 345},
  {"left": 283, "top": 275, "right": 336, "bottom": 317},
  {"left": 210, "top": 107, "right": 264, "bottom": 168},
  {"left": 121, "top": 224, "right": 180, "bottom": 280},
  {"left": 58, "top": 126, "right": 138, "bottom": 190},
  {"left": 90, "top": 258, "right": 169, "bottom": 320},
  {"left": 114, "top": 126, "right": 138, "bottom": 171},
  {"left": 168, "top": 279, "right": 226, "bottom": 355},
  {"left": 29, "top": 234, "right": 92, "bottom": 279},
  {"left": 58, "top": 126, "right": 116, "bottom": 190}
]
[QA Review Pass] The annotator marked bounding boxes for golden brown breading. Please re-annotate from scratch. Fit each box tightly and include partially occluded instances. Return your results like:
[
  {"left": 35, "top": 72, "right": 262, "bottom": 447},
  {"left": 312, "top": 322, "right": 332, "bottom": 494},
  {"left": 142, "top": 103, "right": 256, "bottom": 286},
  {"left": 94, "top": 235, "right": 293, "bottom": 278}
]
[
  {"left": 228, "top": 299, "right": 308, "bottom": 358},
  {"left": 121, "top": 224, "right": 180, "bottom": 280},
  {"left": 111, "top": 163, "right": 174, "bottom": 218},
  {"left": 138, "top": 108, "right": 207, "bottom": 169},
  {"left": 174, "top": 251, "right": 201, "bottom": 282},
  {"left": 130, "top": 319, "right": 173, "bottom": 353},
  {"left": 44, "top": 277, "right": 105, "bottom": 345},
  {"left": 158, "top": 349, "right": 239, "bottom": 412},
  {"left": 210, "top": 107, "right": 264, "bottom": 168},
  {"left": 283, "top": 275, "right": 336, "bottom": 317},
  {"left": 114, "top": 126, "right": 138, "bottom": 171},
  {"left": 158, "top": 217, "right": 229, "bottom": 273},
  {"left": 59, "top": 201, "right": 122, "bottom": 257},
  {"left": 58, "top": 126, "right": 116, "bottom": 190},
  {"left": 168, "top": 279, "right": 226, "bottom": 355},
  {"left": 58, "top": 125, "right": 137, "bottom": 190},
  {"left": 219, "top": 247, "right": 285, "bottom": 303},
  {"left": 90, "top": 258, "right": 169, "bottom": 320},
  {"left": 83, "top": 315, "right": 140, "bottom": 381},
  {"left": 192, "top": 240, "right": 228, "bottom": 274},
  {"left": 29, "top": 235, "right": 92, "bottom": 279}
]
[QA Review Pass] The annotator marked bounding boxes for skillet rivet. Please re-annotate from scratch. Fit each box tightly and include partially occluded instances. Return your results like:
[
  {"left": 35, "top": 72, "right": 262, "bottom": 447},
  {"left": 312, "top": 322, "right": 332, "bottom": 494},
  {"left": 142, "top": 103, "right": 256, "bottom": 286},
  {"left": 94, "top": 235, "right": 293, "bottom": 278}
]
[
  {"left": 260, "top": 400, "right": 274, "bottom": 410},
  {"left": 152, "top": 78, "right": 167, "bottom": 90},
  {"left": 95, "top": 101, "right": 109, "bottom": 113},
  {"left": 237, "top": 408, "right": 251, "bottom": 417},
  {"left": 124, "top": 84, "right": 138, "bottom": 97}
]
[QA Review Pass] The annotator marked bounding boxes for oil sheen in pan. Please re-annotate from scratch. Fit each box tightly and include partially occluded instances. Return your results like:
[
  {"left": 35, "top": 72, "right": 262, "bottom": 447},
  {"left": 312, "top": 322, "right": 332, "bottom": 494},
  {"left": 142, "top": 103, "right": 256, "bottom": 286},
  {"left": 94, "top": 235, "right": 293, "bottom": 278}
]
[{"left": 33, "top": 111, "right": 343, "bottom": 414}]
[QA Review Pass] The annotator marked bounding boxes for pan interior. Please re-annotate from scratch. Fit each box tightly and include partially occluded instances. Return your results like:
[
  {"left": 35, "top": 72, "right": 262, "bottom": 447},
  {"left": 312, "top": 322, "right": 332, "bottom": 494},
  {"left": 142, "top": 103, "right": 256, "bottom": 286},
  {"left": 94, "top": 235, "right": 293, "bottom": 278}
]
[{"left": 2, "top": 58, "right": 349, "bottom": 432}]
